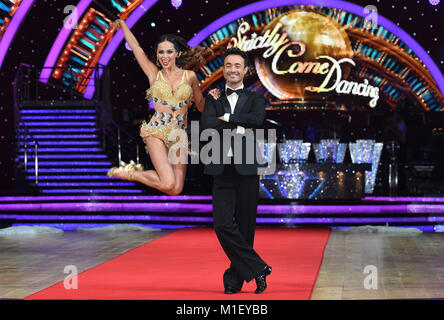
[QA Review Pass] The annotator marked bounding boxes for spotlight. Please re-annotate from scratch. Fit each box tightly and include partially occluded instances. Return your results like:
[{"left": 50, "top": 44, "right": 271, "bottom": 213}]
[{"left": 171, "top": 0, "right": 183, "bottom": 9}]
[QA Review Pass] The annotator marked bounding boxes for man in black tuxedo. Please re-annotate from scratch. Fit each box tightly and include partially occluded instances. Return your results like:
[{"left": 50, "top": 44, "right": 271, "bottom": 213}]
[{"left": 200, "top": 48, "right": 272, "bottom": 294}]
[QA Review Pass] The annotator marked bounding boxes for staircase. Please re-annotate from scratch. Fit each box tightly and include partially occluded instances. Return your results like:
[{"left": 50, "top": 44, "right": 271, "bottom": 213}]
[{"left": 17, "top": 102, "right": 147, "bottom": 195}]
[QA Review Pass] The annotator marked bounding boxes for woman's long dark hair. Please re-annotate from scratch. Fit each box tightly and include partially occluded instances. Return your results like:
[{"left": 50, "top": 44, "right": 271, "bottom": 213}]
[{"left": 152, "top": 34, "right": 209, "bottom": 69}]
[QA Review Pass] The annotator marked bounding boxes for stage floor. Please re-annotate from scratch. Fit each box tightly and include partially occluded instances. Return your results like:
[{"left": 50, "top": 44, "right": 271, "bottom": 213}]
[{"left": 1, "top": 228, "right": 444, "bottom": 300}]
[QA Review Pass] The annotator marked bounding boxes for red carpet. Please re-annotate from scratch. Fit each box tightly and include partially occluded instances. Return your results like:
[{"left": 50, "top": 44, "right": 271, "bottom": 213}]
[{"left": 25, "top": 228, "right": 330, "bottom": 300}]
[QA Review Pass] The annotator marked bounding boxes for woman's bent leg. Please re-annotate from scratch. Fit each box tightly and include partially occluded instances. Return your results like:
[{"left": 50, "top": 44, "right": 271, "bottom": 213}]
[{"left": 131, "top": 136, "right": 176, "bottom": 193}]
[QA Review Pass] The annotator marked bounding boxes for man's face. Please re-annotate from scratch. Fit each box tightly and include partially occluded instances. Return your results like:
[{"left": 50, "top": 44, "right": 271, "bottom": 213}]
[{"left": 223, "top": 54, "right": 248, "bottom": 86}]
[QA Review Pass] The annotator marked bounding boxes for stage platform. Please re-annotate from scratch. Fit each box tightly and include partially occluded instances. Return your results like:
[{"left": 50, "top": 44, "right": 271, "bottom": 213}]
[{"left": 0, "top": 195, "right": 443, "bottom": 232}]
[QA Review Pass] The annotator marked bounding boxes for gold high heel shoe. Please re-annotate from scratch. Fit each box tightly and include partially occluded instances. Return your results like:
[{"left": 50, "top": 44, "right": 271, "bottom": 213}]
[
  {"left": 107, "top": 161, "right": 126, "bottom": 178},
  {"left": 128, "top": 160, "right": 144, "bottom": 172},
  {"left": 107, "top": 161, "right": 144, "bottom": 180}
]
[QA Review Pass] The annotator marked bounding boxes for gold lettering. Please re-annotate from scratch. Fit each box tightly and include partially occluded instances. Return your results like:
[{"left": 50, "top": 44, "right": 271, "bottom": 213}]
[{"left": 229, "top": 21, "right": 379, "bottom": 107}]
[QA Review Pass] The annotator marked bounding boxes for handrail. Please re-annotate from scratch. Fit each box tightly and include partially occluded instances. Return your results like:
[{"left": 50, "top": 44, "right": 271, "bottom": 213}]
[
  {"left": 14, "top": 63, "right": 39, "bottom": 184},
  {"left": 95, "top": 98, "right": 144, "bottom": 166}
]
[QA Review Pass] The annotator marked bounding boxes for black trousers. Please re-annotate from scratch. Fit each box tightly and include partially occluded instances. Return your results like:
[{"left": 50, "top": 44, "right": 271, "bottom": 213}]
[{"left": 212, "top": 163, "right": 267, "bottom": 289}]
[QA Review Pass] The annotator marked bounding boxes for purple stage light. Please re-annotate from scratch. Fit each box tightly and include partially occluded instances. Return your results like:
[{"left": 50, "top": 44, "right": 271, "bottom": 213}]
[
  {"left": 27, "top": 168, "right": 109, "bottom": 173},
  {"left": 171, "top": 0, "right": 183, "bottom": 9},
  {"left": 20, "top": 110, "right": 96, "bottom": 114},
  {"left": 40, "top": 189, "right": 144, "bottom": 194},
  {"left": 187, "top": 0, "right": 444, "bottom": 96},
  {"left": 11, "top": 223, "right": 189, "bottom": 231},
  {"left": 26, "top": 175, "right": 111, "bottom": 180},
  {"left": 429, "top": 0, "right": 440, "bottom": 5},
  {"left": 0, "top": 195, "right": 212, "bottom": 202},
  {"left": 10, "top": 223, "right": 437, "bottom": 232},
  {"left": 20, "top": 141, "right": 100, "bottom": 146},
  {"left": 37, "top": 182, "right": 135, "bottom": 187},
  {"left": 331, "top": 225, "right": 437, "bottom": 232},
  {"left": 1, "top": 202, "right": 444, "bottom": 214},
  {"left": 20, "top": 116, "right": 96, "bottom": 120},
  {"left": 0, "top": 213, "right": 438, "bottom": 226},
  {"left": 1, "top": 214, "right": 213, "bottom": 222},
  {"left": 364, "top": 196, "right": 444, "bottom": 202},
  {"left": 20, "top": 148, "right": 102, "bottom": 152},
  {"left": 19, "top": 121, "right": 97, "bottom": 126},
  {"left": 124, "top": 42, "right": 132, "bottom": 51},
  {"left": 19, "top": 135, "right": 99, "bottom": 139},
  {"left": 19, "top": 155, "right": 108, "bottom": 159},
  {"left": 21, "top": 161, "right": 112, "bottom": 166},
  {"left": 22, "top": 128, "right": 98, "bottom": 133}
]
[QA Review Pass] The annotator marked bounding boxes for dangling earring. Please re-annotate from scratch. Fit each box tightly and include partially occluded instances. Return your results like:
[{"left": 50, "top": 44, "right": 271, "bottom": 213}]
[
  {"left": 156, "top": 57, "right": 161, "bottom": 67},
  {"left": 178, "top": 51, "right": 182, "bottom": 57}
]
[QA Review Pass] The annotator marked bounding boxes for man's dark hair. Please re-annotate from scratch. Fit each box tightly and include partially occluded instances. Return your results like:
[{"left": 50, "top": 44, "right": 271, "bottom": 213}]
[{"left": 222, "top": 47, "right": 249, "bottom": 67}]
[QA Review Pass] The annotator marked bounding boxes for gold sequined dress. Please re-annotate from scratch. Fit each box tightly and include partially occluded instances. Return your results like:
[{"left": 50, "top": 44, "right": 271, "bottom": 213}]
[{"left": 140, "top": 70, "right": 192, "bottom": 151}]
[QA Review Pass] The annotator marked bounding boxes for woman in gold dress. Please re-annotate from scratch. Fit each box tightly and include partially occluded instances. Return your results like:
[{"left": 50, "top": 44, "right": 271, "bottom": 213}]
[{"left": 107, "top": 19, "right": 213, "bottom": 195}]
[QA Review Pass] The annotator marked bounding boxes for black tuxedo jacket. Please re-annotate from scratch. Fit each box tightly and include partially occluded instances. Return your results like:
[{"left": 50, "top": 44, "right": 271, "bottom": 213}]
[{"left": 200, "top": 88, "right": 266, "bottom": 175}]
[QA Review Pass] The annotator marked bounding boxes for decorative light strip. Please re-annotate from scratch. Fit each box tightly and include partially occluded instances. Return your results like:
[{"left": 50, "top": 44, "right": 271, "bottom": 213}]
[
  {"left": 0, "top": 214, "right": 438, "bottom": 225},
  {"left": 187, "top": 0, "right": 444, "bottom": 95},
  {"left": 84, "top": 0, "right": 158, "bottom": 99},
  {"left": 0, "top": 202, "right": 444, "bottom": 214},
  {"left": 19, "top": 141, "right": 100, "bottom": 146},
  {"left": 36, "top": 182, "right": 134, "bottom": 187},
  {"left": 20, "top": 116, "right": 96, "bottom": 120},
  {"left": 26, "top": 168, "right": 109, "bottom": 173},
  {"left": 331, "top": 225, "right": 437, "bottom": 232},
  {"left": 19, "top": 155, "right": 108, "bottom": 159},
  {"left": 19, "top": 121, "right": 97, "bottom": 126},
  {"left": 364, "top": 197, "right": 444, "bottom": 202},
  {"left": 0, "top": 0, "right": 34, "bottom": 69},
  {"left": 0, "top": 195, "right": 212, "bottom": 201},
  {"left": 19, "top": 135, "right": 99, "bottom": 139},
  {"left": 20, "top": 110, "right": 96, "bottom": 114},
  {"left": 21, "top": 128, "right": 98, "bottom": 133},
  {"left": 40, "top": 0, "right": 92, "bottom": 83},
  {"left": 20, "top": 161, "right": 112, "bottom": 166},
  {"left": 10, "top": 223, "right": 190, "bottom": 230},
  {"left": 10, "top": 223, "right": 438, "bottom": 232},
  {"left": 40, "top": 189, "right": 143, "bottom": 193},
  {"left": 20, "top": 148, "right": 102, "bottom": 152},
  {"left": 26, "top": 175, "right": 110, "bottom": 180}
]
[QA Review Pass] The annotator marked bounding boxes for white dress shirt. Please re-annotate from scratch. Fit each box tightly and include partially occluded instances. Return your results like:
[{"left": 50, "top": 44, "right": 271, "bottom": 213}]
[{"left": 222, "top": 84, "right": 246, "bottom": 157}]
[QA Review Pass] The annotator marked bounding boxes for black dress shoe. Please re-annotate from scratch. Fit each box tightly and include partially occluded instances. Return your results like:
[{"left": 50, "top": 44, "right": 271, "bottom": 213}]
[
  {"left": 254, "top": 266, "right": 272, "bottom": 294},
  {"left": 224, "top": 286, "right": 241, "bottom": 294}
]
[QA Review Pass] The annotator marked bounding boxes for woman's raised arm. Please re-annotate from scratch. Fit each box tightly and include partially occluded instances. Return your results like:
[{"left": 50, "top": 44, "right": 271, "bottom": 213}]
[{"left": 114, "top": 19, "right": 158, "bottom": 84}]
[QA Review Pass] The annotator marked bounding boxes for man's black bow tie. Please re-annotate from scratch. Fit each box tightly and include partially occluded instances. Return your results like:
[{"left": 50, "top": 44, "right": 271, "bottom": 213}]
[{"left": 226, "top": 88, "right": 244, "bottom": 96}]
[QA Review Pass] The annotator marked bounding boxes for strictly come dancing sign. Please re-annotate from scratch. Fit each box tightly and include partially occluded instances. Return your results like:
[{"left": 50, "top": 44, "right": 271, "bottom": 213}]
[{"left": 228, "top": 10, "right": 380, "bottom": 107}]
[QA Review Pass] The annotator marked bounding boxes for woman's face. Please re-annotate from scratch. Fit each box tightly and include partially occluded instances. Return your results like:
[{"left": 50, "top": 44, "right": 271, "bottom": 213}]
[{"left": 156, "top": 40, "right": 178, "bottom": 69}]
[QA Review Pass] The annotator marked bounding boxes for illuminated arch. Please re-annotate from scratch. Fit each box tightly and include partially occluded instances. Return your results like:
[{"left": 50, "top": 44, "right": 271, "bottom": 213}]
[
  {"left": 39, "top": 0, "right": 92, "bottom": 83},
  {"left": 188, "top": 0, "right": 444, "bottom": 97},
  {"left": 0, "top": 0, "right": 35, "bottom": 70},
  {"left": 39, "top": 0, "right": 157, "bottom": 97}
]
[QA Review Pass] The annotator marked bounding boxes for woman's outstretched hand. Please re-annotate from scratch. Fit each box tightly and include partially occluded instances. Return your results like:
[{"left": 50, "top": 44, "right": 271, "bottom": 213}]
[
  {"left": 208, "top": 88, "right": 221, "bottom": 100},
  {"left": 111, "top": 19, "right": 122, "bottom": 32}
]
